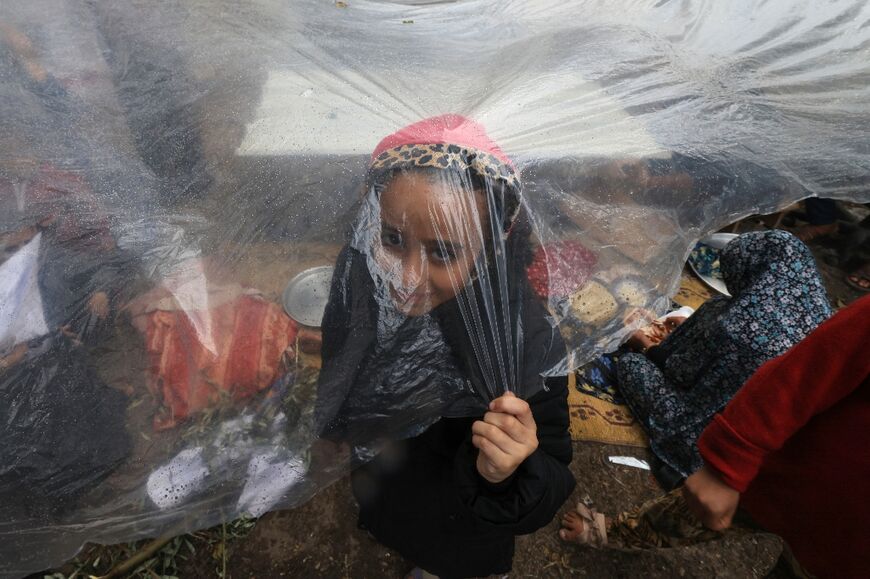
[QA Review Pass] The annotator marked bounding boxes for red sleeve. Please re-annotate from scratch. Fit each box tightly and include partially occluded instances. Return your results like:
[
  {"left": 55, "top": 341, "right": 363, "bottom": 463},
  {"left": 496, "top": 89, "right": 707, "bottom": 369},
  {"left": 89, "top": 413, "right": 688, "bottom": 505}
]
[{"left": 698, "top": 295, "right": 870, "bottom": 492}]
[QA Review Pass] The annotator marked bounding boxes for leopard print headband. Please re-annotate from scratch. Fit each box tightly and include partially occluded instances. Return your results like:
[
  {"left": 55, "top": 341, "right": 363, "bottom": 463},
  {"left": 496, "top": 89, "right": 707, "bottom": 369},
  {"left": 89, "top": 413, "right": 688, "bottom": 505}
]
[{"left": 368, "top": 143, "right": 522, "bottom": 235}]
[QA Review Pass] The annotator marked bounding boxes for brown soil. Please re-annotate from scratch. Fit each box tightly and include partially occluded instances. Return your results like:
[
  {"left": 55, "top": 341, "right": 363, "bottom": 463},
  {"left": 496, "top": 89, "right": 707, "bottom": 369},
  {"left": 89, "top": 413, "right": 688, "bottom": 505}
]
[{"left": 168, "top": 442, "right": 785, "bottom": 579}]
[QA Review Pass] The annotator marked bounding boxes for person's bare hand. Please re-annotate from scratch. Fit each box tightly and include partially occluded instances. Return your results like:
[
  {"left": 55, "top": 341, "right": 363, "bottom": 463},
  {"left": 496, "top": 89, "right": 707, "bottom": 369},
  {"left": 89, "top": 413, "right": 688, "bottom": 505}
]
[
  {"left": 623, "top": 307, "right": 657, "bottom": 328},
  {"left": 58, "top": 324, "right": 83, "bottom": 346},
  {"left": 88, "top": 291, "right": 110, "bottom": 319},
  {"left": 0, "top": 24, "right": 35, "bottom": 57},
  {"left": 0, "top": 24, "right": 47, "bottom": 82},
  {"left": 0, "top": 343, "right": 29, "bottom": 372},
  {"left": 472, "top": 391, "right": 538, "bottom": 484},
  {"left": 683, "top": 465, "right": 740, "bottom": 531}
]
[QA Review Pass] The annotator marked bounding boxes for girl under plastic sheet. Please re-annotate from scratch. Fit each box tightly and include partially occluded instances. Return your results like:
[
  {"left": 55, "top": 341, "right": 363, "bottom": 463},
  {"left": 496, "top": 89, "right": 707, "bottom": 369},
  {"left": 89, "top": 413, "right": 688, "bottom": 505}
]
[
  {"left": 314, "top": 115, "right": 575, "bottom": 578},
  {"left": 617, "top": 230, "right": 832, "bottom": 486}
]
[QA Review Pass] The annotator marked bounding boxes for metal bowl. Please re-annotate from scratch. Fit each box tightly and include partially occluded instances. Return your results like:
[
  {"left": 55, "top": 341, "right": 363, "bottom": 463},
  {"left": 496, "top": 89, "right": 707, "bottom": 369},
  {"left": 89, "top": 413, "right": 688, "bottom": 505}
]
[{"left": 282, "top": 266, "right": 335, "bottom": 327}]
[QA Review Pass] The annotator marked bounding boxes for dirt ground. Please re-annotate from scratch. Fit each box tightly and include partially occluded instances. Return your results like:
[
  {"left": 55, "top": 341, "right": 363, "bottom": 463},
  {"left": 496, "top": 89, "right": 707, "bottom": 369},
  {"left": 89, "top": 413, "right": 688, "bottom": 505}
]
[
  {"left": 45, "top": 208, "right": 867, "bottom": 579},
  {"left": 169, "top": 442, "right": 784, "bottom": 579}
]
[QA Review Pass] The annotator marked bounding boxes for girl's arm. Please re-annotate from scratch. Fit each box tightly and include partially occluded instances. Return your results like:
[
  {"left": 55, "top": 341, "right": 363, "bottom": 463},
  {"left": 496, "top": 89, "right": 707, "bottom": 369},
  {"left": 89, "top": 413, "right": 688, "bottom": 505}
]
[{"left": 453, "top": 376, "right": 575, "bottom": 534}]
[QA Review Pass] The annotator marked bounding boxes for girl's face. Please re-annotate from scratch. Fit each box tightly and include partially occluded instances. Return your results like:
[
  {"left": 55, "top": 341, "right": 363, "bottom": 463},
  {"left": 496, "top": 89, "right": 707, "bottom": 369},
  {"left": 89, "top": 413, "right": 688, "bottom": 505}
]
[{"left": 375, "top": 171, "right": 488, "bottom": 316}]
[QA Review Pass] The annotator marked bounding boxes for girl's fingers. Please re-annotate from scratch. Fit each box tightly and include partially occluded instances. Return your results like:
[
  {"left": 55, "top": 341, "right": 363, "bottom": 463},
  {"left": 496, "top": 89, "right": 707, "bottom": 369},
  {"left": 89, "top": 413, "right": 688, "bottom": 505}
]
[
  {"left": 482, "top": 411, "right": 530, "bottom": 445},
  {"left": 472, "top": 420, "right": 524, "bottom": 457},
  {"left": 472, "top": 435, "right": 513, "bottom": 472},
  {"left": 489, "top": 395, "right": 536, "bottom": 429}
]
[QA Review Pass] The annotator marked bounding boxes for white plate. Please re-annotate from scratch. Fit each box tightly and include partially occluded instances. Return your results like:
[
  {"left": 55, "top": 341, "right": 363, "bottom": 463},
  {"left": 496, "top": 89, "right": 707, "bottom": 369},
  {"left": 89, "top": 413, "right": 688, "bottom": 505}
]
[
  {"left": 282, "top": 266, "right": 334, "bottom": 327},
  {"left": 687, "top": 233, "right": 738, "bottom": 297}
]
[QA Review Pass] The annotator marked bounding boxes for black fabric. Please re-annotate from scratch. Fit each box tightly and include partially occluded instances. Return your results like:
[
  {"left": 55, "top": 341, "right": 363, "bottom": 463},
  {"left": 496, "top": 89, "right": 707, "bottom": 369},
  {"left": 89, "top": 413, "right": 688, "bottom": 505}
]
[
  {"left": 38, "top": 228, "right": 132, "bottom": 343},
  {"left": 804, "top": 197, "right": 839, "bottom": 226},
  {"left": 316, "top": 165, "right": 574, "bottom": 575},
  {"left": 352, "top": 377, "right": 575, "bottom": 578},
  {"left": 95, "top": 19, "right": 212, "bottom": 203},
  {"left": 648, "top": 454, "right": 685, "bottom": 492},
  {"left": 316, "top": 228, "right": 574, "bottom": 575},
  {"left": 0, "top": 336, "right": 131, "bottom": 515},
  {"left": 645, "top": 344, "right": 669, "bottom": 369},
  {"left": 315, "top": 236, "right": 561, "bottom": 441},
  {"left": 431, "top": 208, "right": 560, "bottom": 402},
  {"left": 314, "top": 244, "right": 472, "bottom": 444}
]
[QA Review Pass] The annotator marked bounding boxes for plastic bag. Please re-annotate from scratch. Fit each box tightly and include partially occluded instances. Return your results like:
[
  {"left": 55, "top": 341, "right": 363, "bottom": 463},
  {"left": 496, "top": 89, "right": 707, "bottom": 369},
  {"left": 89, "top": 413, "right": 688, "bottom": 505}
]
[{"left": 1, "top": 0, "right": 870, "bottom": 575}]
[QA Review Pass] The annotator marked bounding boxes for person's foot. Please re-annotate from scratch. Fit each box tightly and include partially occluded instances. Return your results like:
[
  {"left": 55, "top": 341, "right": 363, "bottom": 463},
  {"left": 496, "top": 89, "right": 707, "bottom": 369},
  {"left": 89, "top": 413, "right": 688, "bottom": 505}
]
[
  {"left": 846, "top": 263, "right": 870, "bottom": 292},
  {"left": 559, "top": 509, "right": 589, "bottom": 542},
  {"left": 559, "top": 504, "right": 609, "bottom": 547},
  {"left": 794, "top": 222, "right": 838, "bottom": 242}
]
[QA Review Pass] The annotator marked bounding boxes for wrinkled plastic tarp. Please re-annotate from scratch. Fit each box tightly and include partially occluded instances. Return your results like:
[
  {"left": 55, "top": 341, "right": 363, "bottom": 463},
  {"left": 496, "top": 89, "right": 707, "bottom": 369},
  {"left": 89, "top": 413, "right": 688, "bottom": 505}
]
[{"left": 1, "top": 0, "right": 870, "bottom": 575}]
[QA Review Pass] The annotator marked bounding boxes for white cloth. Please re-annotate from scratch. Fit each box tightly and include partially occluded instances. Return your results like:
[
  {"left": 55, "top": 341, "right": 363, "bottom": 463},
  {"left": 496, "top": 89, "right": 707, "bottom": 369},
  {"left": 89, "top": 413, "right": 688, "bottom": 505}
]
[
  {"left": 146, "top": 447, "right": 209, "bottom": 510},
  {"left": 236, "top": 449, "right": 307, "bottom": 518},
  {"left": 0, "top": 233, "right": 48, "bottom": 353},
  {"left": 146, "top": 411, "right": 308, "bottom": 516},
  {"left": 608, "top": 456, "right": 651, "bottom": 470},
  {"left": 661, "top": 306, "right": 695, "bottom": 321}
]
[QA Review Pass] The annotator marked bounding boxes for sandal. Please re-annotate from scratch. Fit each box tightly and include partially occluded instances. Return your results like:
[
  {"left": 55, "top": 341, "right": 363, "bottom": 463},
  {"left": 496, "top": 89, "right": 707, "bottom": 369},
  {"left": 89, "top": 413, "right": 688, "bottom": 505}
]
[
  {"left": 846, "top": 273, "right": 870, "bottom": 293},
  {"left": 560, "top": 502, "right": 608, "bottom": 548}
]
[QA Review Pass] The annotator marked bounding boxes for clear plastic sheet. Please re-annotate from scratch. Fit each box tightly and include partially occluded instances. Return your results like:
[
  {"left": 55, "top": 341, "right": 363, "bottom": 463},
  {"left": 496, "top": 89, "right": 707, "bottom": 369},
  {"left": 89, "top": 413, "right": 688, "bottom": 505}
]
[{"left": 1, "top": 0, "right": 870, "bottom": 575}]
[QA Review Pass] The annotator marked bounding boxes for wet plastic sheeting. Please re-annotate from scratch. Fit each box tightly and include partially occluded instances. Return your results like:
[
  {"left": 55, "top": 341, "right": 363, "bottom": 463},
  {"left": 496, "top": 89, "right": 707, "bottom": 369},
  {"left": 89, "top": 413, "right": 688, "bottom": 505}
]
[{"left": 1, "top": 0, "right": 869, "bottom": 575}]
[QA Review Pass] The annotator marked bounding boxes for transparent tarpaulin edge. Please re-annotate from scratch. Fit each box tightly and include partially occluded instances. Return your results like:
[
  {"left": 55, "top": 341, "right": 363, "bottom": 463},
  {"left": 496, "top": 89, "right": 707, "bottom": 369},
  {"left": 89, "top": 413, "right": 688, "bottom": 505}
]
[{"left": 1, "top": 0, "right": 869, "bottom": 575}]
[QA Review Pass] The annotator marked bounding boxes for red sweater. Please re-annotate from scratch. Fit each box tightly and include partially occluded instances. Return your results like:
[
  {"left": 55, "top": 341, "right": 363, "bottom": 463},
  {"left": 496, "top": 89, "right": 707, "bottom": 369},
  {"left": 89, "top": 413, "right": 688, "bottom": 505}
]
[{"left": 698, "top": 295, "right": 870, "bottom": 579}]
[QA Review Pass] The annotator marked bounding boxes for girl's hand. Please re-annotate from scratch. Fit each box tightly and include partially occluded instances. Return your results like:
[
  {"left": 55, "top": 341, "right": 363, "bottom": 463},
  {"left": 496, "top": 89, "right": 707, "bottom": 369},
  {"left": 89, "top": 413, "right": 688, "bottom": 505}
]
[
  {"left": 683, "top": 465, "right": 740, "bottom": 531},
  {"left": 627, "top": 316, "right": 687, "bottom": 353},
  {"left": 88, "top": 291, "right": 111, "bottom": 319},
  {"left": 472, "top": 391, "right": 538, "bottom": 484},
  {"left": 0, "top": 343, "right": 29, "bottom": 372}
]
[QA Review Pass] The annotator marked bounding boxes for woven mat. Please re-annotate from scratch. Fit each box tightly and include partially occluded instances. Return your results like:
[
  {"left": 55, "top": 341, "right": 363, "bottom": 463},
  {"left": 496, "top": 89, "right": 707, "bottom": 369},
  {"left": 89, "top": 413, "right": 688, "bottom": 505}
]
[
  {"left": 568, "top": 269, "right": 713, "bottom": 447},
  {"left": 673, "top": 266, "right": 714, "bottom": 309},
  {"left": 568, "top": 372, "right": 649, "bottom": 447}
]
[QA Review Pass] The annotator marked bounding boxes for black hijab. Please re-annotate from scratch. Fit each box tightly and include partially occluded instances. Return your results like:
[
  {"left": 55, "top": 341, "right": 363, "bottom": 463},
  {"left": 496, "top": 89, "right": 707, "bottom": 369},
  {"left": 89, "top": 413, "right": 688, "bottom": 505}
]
[{"left": 314, "top": 143, "right": 565, "bottom": 444}]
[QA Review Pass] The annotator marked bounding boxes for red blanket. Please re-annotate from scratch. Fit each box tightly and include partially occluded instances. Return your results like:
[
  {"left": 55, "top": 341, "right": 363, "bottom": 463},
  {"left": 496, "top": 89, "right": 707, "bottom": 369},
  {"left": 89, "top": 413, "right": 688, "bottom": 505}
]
[
  {"left": 132, "top": 289, "right": 297, "bottom": 430},
  {"left": 527, "top": 240, "right": 597, "bottom": 299}
]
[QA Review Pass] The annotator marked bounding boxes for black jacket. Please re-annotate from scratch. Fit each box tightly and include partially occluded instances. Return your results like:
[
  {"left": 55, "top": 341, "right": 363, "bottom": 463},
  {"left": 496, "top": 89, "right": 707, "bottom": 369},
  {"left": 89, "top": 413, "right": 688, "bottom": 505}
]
[
  {"left": 316, "top": 244, "right": 575, "bottom": 577},
  {"left": 352, "top": 377, "right": 574, "bottom": 578}
]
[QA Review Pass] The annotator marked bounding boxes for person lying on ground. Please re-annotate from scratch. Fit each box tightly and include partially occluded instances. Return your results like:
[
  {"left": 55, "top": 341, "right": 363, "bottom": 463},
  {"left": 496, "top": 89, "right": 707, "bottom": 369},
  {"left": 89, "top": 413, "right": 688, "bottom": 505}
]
[
  {"left": 314, "top": 115, "right": 575, "bottom": 579},
  {"left": 559, "top": 294, "right": 870, "bottom": 579},
  {"left": 615, "top": 230, "right": 831, "bottom": 488}
]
